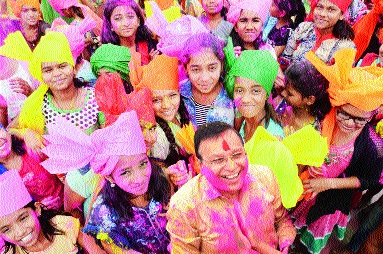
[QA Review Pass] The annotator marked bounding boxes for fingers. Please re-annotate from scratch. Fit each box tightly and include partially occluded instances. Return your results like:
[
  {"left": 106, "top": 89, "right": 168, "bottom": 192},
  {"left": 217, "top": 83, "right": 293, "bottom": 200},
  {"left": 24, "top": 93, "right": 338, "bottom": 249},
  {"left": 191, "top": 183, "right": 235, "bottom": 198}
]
[
  {"left": 149, "top": 49, "right": 160, "bottom": 59},
  {"left": 10, "top": 78, "right": 31, "bottom": 96}
]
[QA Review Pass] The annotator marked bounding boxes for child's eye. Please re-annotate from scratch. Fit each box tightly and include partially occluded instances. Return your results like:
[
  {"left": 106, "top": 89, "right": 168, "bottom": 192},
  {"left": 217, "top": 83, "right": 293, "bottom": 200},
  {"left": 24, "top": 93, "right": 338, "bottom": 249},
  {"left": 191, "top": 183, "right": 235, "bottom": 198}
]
[
  {"left": 1, "top": 228, "right": 9, "bottom": 234},
  {"left": 191, "top": 68, "right": 200, "bottom": 73},
  {"left": 234, "top": 88, "right": 244, "bottom": 93},
  {"left": 239, "top": 18, "right": 247, "bottom": 23},
  {"left": 209, "top": 66, "right": 217, "bottom": 71},
  {"left": 153, "top": 98, "right": 161, "bottom": 103},
  {"left": 139, "top": 160, "right": 148, "bottom": 168},
  {"left": 252, "top": 89, "right": 262, "bottom": 94},
  {"left": 121, "top": 170, "right": 131, "bottom": 176}
]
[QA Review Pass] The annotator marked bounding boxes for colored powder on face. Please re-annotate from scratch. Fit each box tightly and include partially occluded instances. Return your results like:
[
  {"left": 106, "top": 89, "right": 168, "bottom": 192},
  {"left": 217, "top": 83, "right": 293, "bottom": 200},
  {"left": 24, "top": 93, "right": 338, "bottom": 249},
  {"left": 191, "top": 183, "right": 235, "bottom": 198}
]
[
  {"left": 222, "top": 139, "right": 230, "bottom": 151},
  {"left": 201, "top": 165, "right": 231, "bottom": 191},
  {"left": 233, "top": 97, "right": 242, "bottom": 108}
]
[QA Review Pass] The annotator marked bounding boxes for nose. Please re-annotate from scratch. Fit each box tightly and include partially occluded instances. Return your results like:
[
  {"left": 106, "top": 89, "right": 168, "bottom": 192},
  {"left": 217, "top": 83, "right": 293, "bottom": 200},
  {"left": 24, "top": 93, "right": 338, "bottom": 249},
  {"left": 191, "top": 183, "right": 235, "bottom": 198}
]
[
  {"left": 226, "top": 156, "right": 236, "bottom": 171},
  {"left": 241, "top": 91, "right": 251, "bottom": 103},
  {"left": 281, "top": 89, "right": 287, "bottom": 98},
  {"left": 161, "top": 96, "right": 171, "bottom": 109},
  {"left": 245, "top": 21, "right": 255, "bottom": 30},
  {"left": 14, "top": 224, "right": 27, "bottom": 240}
]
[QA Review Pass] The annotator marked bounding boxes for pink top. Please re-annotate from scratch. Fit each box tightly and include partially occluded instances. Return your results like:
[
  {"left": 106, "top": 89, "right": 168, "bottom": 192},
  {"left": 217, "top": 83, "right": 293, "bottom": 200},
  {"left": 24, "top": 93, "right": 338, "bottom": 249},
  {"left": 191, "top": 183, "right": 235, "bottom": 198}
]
[
  {"left": 320, "top": 138, "right": 356, "bottom": 178},
  {"left": 19, "top": 153, "right": 64, "bottom": 210}
]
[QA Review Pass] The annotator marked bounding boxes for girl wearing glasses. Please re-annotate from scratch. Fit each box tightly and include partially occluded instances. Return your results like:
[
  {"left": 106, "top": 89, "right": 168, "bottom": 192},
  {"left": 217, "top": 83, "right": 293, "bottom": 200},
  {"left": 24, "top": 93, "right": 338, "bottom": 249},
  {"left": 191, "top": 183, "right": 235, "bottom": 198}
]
[{"left": 291, "top": 48, "right": 383, "bottom": 254}]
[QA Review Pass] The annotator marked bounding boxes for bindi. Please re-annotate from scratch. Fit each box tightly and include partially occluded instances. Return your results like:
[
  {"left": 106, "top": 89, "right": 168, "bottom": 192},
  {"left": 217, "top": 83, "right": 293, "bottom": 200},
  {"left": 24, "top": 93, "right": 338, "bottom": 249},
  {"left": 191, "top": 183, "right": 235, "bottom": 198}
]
[{"left": 222, "top": 139, "right": 230, "bottom": 151}]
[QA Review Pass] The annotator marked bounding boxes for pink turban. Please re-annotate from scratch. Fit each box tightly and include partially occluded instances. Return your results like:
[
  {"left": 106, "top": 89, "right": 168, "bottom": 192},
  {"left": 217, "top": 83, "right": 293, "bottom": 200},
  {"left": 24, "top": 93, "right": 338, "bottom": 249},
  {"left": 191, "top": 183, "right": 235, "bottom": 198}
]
[
  {"left": 51, "top": 17, "right": 96, "bottom": 61},
  {"left": 41, "top": 111, "right": 147, "bottom": 176},
  {"left": 47, "top": 0, "right": 103, "bottom": 36},
  {"left": 157, "top": 15, "right": 209, "bottom": 58},
  {"left": 227, "top": 0, "right": 273, "bottom": 25}
]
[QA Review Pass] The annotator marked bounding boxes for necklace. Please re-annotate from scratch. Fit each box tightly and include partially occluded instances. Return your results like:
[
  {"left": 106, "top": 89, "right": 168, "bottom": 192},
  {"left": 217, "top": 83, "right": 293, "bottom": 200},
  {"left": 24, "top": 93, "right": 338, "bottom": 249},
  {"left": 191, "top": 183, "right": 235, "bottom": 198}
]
[{"left": 52, "top": 89, "right": 80, "bottom": 110}]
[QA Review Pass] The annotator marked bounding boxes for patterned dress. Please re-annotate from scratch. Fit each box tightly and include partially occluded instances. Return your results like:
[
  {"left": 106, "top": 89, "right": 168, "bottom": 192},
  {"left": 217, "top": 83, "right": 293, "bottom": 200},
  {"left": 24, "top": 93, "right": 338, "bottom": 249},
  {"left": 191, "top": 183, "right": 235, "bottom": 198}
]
[
  {"left": 83, "top": 195, "right": 170, "bottom": 254},
  {"left": 292, "top": 137, "right": 356, "bottom": 254}
]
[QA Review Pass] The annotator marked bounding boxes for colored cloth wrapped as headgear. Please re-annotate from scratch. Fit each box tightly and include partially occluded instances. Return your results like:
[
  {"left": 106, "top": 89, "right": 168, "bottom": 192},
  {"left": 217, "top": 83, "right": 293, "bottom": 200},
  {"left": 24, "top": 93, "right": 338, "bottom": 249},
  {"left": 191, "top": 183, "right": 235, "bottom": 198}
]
[
  {"left": 51, "top": 16, "right": 96, "bottom": 61},
  {"left": 353, "top": 0, "right": 383, "bottom": 60},
  {"left": 0, "top": 170, "right": 32, "bottom": 217},
  {"left": 306, "top": 0, "right": 353, "bottom": 21},
  {"left": 157, "top": 15, "right": 209, "bottom": 58},
  {"left": 145, "top": 1, "right": 181, "bottom": 38},
  {"left": 41, "top": 111, "right": 147, "bottom": 176},
  {"left": 306, "top": 48, "right": 383, "bottom": 144},
  {"left": 226, "top": 50, "right": 279, "bottom": 98},
  {"left": 16, "top": 32, "right": 74, "bottom": 136},
  {"left": 245, "top": 125, "right": 328, "bottom": 208},
  {"left": 47, "top": 0, "right": 103, "bottom": 36},
  {"left": 0, "top": 31, "right": 32, "bottom": 61},
  {"left": 90, "top": 44, "right": 131, "bottom": 82},
  {"left": 226, "top": 0, "right": 272, "bottom": 25},
  {"left": 130, "top": 54, "right": 179, "bottom": 91},
  {"left": 95, "top": 72, "right": 156, "bottom": 126},
  {"left": 8, "top": 0, "right": 40, "bottom": 18}
]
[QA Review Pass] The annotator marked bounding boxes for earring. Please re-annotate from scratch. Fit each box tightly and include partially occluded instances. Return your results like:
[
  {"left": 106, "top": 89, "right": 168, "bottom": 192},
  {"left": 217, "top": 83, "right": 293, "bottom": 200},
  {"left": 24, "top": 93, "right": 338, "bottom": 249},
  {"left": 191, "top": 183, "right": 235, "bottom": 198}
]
[{"left": 110, "top": 182, "right": 116, "bottom": 188}]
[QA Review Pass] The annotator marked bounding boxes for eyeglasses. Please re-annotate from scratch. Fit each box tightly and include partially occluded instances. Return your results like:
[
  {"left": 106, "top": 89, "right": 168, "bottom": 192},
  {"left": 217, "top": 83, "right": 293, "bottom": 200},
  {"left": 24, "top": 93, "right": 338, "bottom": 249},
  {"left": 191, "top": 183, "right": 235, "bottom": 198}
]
[
  {"left": 202, "top": 148, "right": 247, "bottom": 169},
  {"left": 336, "top": 109, "right": 371, "bottom": 127}
]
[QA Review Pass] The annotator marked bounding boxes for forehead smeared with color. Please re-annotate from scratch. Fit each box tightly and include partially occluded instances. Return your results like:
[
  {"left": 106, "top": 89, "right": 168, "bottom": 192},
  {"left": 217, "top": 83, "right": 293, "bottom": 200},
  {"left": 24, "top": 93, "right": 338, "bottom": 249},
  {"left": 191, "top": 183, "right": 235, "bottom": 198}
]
[{"left": 222, "top": 138, "right": 230, "bottom": 151}]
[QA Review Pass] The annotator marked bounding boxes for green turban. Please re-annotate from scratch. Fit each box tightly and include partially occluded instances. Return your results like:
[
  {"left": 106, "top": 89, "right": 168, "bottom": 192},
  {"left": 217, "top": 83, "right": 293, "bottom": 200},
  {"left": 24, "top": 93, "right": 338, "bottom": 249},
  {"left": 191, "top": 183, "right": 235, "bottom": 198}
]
[
  {"left": 225, "top": 50, "right": 279, "bottom": 98},
  {"left": 90, "top": 44, "right": 131, "bottom": 82}
]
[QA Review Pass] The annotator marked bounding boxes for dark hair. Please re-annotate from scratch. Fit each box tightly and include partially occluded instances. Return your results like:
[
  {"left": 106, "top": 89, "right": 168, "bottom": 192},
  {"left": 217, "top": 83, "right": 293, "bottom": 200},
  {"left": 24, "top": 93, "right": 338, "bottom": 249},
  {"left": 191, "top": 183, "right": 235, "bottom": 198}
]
[
  {"left": 71, "top": 6, "right": 85, "bottom": 19},
  {"left": 101, "top": 0, "right": 155, "bottom": 45},
  {"left": 264, "top": 102, "right": 282, "bottom": 128},
  {"left": 73, "top": 77, "right": 89, "bottom": 88},
  {"left": 194, "top": 121, "right": 243, "bottom": 159},
  {"left": 100, "top": 160, "right": 171, "bottom": 219},
  {"left": 2, "top": 202, "right": 68, "bottom": 254},
  {"left": 332, "top": 19, "right": 355, "bottom": 40},
  {"left": 155, "top": 100, "right": 190, "bottom": 166},
  {"left": 230, "top": 29, "right": 265, "bottom": 51},
  {"left": 285, "top": 60, "right": 331, "bottom": 120},
  {"left": 274, "top": 0, "right": 306, "bottom": 29},
  {"left": 11, "top": 135, "right": 26, "bottom": 156}
]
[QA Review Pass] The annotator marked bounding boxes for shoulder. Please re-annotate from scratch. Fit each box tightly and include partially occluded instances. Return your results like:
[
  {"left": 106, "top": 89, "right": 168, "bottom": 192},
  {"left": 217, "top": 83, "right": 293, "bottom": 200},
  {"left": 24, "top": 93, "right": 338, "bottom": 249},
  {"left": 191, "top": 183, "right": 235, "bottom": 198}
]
[
  {"left": 336, "top": 39, "right": 356, "bottom": 49},
  {"left": 169, "top": 174, "right": 204, "bottom": 210},
  {"left": 248, "top": 164, "right": 277, "bottom": 187}
]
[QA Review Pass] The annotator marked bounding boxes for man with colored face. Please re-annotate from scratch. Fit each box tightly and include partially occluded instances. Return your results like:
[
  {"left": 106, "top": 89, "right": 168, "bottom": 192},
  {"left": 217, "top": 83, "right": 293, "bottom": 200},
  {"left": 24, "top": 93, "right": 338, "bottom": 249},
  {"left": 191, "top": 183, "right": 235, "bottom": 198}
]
[{"left": 166, "top": 121, "right": 295, "bottom": 253}]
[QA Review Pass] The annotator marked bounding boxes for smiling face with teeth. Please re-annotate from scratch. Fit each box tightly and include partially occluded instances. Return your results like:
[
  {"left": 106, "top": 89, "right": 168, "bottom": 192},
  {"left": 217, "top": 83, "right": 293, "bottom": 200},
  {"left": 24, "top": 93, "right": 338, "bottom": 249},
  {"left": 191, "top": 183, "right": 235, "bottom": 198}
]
[
  {"left": 198, "top": 129, "right": 248, "bottom": 197},
  {"left": 0, "top": 204, "right": 44, "bottom": 251}
]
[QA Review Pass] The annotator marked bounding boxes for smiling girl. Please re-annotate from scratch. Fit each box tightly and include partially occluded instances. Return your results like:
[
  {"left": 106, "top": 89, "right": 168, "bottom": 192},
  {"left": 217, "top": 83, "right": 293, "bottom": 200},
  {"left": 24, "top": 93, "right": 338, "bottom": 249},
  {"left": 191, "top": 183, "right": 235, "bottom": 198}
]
[
  {"left": 281, "top": 0, "right": 355, "bottom": 64},
  {"left": 42, "top": 111, "right": 172, "bottom": 254},
  {"left": 102, "top": 0, "right": 158, "bottom": 65},
  {"left": 0, "top": 170, "right": 80, "bottom": 254},
  {"left": 180, "top": 32, "right": 234, "bottom": 127},
  {"left": 292, "top": 48, "right": 383, "bottom": 254}
]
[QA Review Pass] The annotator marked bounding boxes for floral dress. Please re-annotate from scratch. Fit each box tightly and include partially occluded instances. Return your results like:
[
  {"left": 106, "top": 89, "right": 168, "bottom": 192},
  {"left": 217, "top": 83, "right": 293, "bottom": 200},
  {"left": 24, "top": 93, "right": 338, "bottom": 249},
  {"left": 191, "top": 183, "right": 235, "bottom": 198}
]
[{"left": 83, "top": 195, "right": 170, "bottom": 254}]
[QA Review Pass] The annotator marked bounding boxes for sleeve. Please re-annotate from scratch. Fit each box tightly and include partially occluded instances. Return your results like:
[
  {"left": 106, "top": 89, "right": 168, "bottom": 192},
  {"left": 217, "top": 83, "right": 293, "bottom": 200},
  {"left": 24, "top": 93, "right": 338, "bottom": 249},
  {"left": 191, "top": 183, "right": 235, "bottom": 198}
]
[
  {"left": 82, "top": 197, "right": 132, "bottom": 250},
  {"left": 166, "top": 200, "right": 201, "bottom": 254},
  {"left": 280, "top": 26, "right": 300, "bottom": 62},
  {"left": 268, "top": 168, "right": 296, "bottom": 250}
]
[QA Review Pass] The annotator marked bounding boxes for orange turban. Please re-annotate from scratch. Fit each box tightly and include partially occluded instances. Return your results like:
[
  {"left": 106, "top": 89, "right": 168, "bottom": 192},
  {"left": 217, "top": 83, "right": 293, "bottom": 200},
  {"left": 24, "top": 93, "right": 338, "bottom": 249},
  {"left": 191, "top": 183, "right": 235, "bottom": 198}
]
[
  {"left": 8, "top": 0, "right": 40, "bottom": 18},
  {"left": 130, "top": 54, "right": 179, "bottom": 91},
  {"left": 353, "top": 0, "right": 383, "bottom": 61},
  {"left": 306, "top": 48, "right": 383, "bottom": 144}
]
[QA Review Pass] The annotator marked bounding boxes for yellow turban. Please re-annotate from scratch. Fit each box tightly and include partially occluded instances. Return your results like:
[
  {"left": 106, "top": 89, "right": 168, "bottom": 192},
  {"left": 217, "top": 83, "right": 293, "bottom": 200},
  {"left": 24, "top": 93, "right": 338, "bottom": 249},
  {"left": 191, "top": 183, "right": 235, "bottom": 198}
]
[
  {"left": 16, "top": 32, "right": 74, "bottom": 136},
  {"left": 131, "top": 54, "right": 179, "bottom": 91},
  {"left": 0, "top": 31, "right": 32, "bottom": 61},
  {"left": 8, "top": 0, "right": 40, "bottom": 18}
]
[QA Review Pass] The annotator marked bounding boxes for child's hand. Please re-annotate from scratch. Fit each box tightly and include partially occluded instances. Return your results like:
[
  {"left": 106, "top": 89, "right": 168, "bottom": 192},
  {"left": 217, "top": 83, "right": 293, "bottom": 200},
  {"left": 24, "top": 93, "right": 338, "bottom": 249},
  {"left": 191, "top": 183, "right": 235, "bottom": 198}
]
[
  {"left": 10, "top": 78, "right": 33, "bottom": 96},
  {"left": 24, "top": 129, "right": 44, "bottom": 158},
  {"left": 166, "top": 160, "right": 193, "bottom": 187},
  {"left": 234, "top": 46, "right": 242, "bottom": 58},
  {"left": 303, "top": 178, "right": 331, "bottom": 199}
]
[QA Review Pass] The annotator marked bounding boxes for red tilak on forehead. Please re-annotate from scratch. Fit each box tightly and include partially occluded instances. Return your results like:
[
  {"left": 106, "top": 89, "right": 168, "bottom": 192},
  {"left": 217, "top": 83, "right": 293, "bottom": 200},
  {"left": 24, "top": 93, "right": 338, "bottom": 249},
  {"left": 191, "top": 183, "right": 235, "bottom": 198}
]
[{"left": 222, "top": 139, "right": 230, "bottom": 151}]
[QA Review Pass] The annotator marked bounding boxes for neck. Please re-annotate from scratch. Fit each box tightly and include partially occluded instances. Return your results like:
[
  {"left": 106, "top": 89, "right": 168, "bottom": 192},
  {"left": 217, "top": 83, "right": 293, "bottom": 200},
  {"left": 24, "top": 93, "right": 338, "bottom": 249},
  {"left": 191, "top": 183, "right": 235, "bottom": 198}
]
[
  {"left": 0, "top": 150, "right": 17, "bottom": 165},
  {"left": 276, "top": 17, "right": 290, "bottom": 28},
  {"left": 243, "top": 42, "right": 255, "bottom": 50},
  {"left": 331, "top": 126, "right": 362, "bottom": 146},
  {"left": 120, "top": 35, "right": 136, "bottom": 49},
  {"left": 222, "top": 190, "right": 240, "bottom": 201},
  {"left": 22, "top": 21, "right": 38, "bottom": 32},
  {"left": 192, "top": 83, "right": 221, "bottom": 105},
  {"left": 243, "top": 111, "right": 266, "bottom": 141},
  {"left": 316, "top": 27, "right": 333, "bottom": 36},
  {"left": 291, "top": 107, "right": 315, "bottom": 128},
  {"left": 51, "top": 83, "right": 78, "bottom": 103},
  {"left": 130, "top": 194, "right": 149, "bottom": 207}
]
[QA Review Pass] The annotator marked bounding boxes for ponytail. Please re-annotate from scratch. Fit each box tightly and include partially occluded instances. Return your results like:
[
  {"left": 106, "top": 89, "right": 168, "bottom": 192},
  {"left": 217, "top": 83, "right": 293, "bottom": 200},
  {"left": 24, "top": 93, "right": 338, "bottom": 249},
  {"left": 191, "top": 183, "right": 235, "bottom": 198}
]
[{"left": 292, "top": 0, "right": 306, "bottom": 29}]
